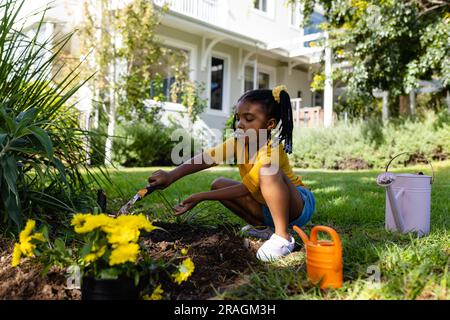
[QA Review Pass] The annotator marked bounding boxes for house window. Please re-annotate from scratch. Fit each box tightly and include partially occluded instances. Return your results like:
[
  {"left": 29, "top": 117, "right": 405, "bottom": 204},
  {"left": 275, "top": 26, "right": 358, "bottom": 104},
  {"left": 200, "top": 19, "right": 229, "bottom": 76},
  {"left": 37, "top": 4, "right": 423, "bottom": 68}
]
[
  {"left": 311, "top": 91, "right": 323, "bottom": 107},
  {"left": 150, "top": 46, "right": 189, "bottom": 102},
  {"left": 244, "top": 66, "right": 254, "bottom": 92},
  {"left": 254, "top": 0, "right": 267, "bottom": 12},
  {"left": 244, "top": 65, "right": 271, "bottom": 92},
  {"left": 258, "top": 72, "right": 270, "bottom": 89},
  {"left": 210, "top": 57, "right": 224, "bottom": 110}
]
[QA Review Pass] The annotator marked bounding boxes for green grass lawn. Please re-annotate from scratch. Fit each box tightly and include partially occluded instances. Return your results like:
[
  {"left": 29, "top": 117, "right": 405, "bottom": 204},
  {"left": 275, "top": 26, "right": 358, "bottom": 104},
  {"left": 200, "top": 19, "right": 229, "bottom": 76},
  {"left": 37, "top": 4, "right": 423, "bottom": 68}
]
[{"left": 102, "top": 160, "right": 449, "bottom": 300}]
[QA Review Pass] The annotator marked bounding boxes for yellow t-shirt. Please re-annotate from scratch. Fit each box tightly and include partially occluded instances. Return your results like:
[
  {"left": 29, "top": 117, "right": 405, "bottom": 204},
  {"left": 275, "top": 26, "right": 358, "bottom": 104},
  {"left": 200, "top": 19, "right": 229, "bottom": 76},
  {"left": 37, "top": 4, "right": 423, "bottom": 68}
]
[{"left": 203, "top": 137, "right": 304, "bottom": 204}]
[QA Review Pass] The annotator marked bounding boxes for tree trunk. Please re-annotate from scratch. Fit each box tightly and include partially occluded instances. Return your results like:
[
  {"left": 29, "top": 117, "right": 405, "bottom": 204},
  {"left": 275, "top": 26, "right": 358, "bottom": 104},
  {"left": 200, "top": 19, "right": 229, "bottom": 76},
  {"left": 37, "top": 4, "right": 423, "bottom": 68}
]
[{"left": 399, "top": 95, "right": 410, "bottom": 116}]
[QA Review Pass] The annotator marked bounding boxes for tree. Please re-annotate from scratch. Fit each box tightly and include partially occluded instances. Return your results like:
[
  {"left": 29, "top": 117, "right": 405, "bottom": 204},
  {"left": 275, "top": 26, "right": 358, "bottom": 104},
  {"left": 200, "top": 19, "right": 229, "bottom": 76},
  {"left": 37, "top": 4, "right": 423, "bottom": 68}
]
[
  {"left": 78, "top": 0, "right": 207, "bottom": 165},
  {"left": 292, "top": 0, "right": 450, "bottom": 118}
]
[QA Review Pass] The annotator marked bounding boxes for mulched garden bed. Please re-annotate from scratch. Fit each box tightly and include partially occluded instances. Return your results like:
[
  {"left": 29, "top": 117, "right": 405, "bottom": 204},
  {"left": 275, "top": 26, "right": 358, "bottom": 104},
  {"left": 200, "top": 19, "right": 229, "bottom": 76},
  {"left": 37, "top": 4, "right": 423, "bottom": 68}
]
[{"left": 0, "top": 222, "right": 262, "bottom": 300}]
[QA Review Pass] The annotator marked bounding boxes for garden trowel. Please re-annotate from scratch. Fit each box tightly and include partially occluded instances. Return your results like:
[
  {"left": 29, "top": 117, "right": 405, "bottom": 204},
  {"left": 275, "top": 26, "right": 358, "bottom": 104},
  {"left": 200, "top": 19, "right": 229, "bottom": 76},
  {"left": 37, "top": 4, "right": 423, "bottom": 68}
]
[{"left": 117, "top": 185, "right": 157, "bottom": 215}]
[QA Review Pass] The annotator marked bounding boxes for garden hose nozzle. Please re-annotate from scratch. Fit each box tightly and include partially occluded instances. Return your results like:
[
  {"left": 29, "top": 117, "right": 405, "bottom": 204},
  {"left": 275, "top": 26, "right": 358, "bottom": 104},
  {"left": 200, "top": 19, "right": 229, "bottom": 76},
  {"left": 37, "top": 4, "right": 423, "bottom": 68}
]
[{"left": 117, "top": 185, "right": 157, "bottom": 215}]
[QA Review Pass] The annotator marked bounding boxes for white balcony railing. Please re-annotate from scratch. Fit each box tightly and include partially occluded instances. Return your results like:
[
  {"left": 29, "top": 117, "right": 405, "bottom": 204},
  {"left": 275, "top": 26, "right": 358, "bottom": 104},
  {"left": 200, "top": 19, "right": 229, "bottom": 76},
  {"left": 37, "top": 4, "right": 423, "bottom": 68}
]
[{"left": 153, "top": 0, "right": 220, "bottom": 25}]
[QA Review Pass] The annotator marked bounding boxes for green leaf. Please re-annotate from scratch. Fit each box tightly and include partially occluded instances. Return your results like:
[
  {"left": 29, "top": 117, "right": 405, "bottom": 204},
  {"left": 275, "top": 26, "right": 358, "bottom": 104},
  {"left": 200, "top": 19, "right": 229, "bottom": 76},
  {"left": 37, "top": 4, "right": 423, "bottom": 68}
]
[
  {"left": 0, "top": 133, "right": 8, "bottom": 146},
  {"left": 54, "top": 238, "right": 66, "bottom": 252},
  {"left": 27, "top": 125, "right": 53, "bottom": 160},
  {"left": 2, "top": 155, "right": 18, "bottom": 198},
  {"left": 99, "top": 268, "right": 121, "bottom": 280},
  {"left": 80, "top": 243, "right": 93, "bottom": 258},
  {"left": 52, "top": 157, "right": 67, "bottom": 184},
  {"left": 0, "top": 108, "right": 16, "bottom": 133},
  {"left": 0, "top": 185, "right": 22, "bottom": 228},
  {"left": 15, "top": 108, "right": 39, "bottom": 134}
]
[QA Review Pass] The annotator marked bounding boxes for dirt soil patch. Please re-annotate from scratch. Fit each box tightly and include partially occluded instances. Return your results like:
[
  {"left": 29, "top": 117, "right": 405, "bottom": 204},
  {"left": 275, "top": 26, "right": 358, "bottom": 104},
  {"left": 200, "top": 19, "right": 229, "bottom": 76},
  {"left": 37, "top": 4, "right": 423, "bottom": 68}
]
[{"left": 0, "top": 223, "right": 261, "bottom": 300}]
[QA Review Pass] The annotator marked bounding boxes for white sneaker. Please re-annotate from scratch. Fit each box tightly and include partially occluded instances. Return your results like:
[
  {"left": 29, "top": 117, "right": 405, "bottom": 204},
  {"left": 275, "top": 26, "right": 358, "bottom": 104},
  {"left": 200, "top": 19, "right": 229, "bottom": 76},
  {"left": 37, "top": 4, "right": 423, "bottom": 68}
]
[
  {"left": 256, "top": 234, "right": 295, "bottom": 262},
  {"left": 241, "top": 225, "right": 274, "bottom": 240}
]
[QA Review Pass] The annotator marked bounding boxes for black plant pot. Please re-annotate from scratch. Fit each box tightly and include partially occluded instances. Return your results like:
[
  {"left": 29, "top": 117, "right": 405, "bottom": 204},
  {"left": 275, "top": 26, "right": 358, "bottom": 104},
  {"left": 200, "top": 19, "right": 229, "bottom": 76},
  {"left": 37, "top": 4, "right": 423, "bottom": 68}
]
[{"left": 81, "top": 276, "right": 139, "bottom": 300}]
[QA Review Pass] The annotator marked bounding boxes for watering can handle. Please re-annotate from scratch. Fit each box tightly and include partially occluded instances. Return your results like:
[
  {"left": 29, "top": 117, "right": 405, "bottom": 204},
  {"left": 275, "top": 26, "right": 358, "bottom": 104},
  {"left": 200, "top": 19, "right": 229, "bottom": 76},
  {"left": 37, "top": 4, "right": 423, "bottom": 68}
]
[
  {"left": 385, "top": 152, "right": 435, "bottom": 184},
  {"left": 311, "top": 226, "right": 343, "bottom": 271},
  {"left": 310, "top": 226, "right": 342, "bottom": 247}
]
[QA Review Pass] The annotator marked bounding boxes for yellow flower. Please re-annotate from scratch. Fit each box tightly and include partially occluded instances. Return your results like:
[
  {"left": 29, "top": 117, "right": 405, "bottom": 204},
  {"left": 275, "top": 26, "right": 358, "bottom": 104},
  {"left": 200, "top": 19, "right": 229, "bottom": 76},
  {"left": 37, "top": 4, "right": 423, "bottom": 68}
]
[
  {"left": 172, "top": 258, "right": 195, "bottom": 284},
  {"left": 12, "top": 243, "right": 22, "bottom": 267},
  {"left": 71, "top": 214, "right": 90, "bottom": 228},
  {"left": 144, "top": 284, "right": 164, "bottom": 300},
  {"left": 272, "top": 85, "right": 288, "bottom": 103},
  {"left": 106, "top": 226, "right": 140, "bottom": 245},
  {"left": 116, "top": 214, "right": 156, "bottom": 233},
  {"left": 12, "top": 220, "right": 45, "bottom": 267},
  {"left": 31, "top": 233, "right": 45, "bottom": 242},
  {"left": 19, "top": 240, "right": 35, "bottom": 257},
  {"left": 181, "top": 248, "right": 188, "bottom": 255},
  {"left": 73, "top": 214, "right": 114, "bottom": 234},
  {"left": 19, "top": 220, "right": 36, "bottom": 243},
  {"left": 84, "top": 245, "right": 107, "bottom": 263},
  {"left": 109, "top": 243, "right": 140, "bottom": 266}
]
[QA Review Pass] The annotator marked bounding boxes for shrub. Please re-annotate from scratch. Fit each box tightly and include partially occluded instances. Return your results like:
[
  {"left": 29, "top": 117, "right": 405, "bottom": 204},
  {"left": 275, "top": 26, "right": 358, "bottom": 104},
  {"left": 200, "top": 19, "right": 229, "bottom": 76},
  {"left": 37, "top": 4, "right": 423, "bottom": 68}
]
[
  {"left": 291, "top": 111, "right": 450, "bottom": 169},
  {"left": 113, "top": 121, "right": 177, "bottom": 167}
]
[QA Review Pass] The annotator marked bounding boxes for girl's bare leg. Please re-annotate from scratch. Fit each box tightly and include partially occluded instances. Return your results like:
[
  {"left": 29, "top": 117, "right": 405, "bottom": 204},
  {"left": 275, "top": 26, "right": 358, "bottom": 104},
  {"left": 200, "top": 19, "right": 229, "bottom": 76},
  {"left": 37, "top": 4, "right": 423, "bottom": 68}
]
[
  {"left": 210, "top": 177, "right": 265, "bottom": 226},
  {"left": 259, "top": 166, "right": 304, "bottom": 240}
]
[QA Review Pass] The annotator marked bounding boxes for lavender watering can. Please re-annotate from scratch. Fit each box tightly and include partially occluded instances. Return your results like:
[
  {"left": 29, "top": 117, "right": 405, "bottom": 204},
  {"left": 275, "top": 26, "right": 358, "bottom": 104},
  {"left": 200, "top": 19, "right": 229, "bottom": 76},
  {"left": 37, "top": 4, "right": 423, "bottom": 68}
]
[{"left": 376, "top": 153, "right": 434, "bottom": 237}]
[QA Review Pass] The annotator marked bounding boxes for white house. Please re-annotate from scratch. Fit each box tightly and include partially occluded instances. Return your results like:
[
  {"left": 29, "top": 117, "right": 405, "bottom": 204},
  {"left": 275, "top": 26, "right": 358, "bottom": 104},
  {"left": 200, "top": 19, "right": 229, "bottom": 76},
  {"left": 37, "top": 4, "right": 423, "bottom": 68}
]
[{"left": 19, "top": 0, "right": 336, "bottom": 138}]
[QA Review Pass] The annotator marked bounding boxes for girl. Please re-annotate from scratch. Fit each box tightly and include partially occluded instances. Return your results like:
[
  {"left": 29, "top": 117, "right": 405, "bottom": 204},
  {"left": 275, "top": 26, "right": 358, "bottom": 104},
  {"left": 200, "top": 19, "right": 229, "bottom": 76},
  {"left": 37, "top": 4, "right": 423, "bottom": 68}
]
[{"left": 147, "top": 86, "right": 316, "bottom": 261}]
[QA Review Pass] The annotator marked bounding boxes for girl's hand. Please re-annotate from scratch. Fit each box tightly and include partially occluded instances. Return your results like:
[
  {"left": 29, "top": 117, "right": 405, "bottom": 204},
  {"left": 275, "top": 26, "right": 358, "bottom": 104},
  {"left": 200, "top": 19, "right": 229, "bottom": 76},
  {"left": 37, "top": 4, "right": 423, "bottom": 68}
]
[
  {"left": 173, "top": 194, "right": 202, "bottom": 216},
  {"left": 148, "top": 170, "right": 174, "bottom": 189}
]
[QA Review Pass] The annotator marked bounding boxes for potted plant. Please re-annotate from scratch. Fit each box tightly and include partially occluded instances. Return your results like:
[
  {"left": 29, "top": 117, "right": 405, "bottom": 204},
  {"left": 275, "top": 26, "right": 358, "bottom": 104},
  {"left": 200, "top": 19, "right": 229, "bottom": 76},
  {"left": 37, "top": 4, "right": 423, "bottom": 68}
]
[{"left": 12, "top": 214, "right": 195, "bottom": 300}]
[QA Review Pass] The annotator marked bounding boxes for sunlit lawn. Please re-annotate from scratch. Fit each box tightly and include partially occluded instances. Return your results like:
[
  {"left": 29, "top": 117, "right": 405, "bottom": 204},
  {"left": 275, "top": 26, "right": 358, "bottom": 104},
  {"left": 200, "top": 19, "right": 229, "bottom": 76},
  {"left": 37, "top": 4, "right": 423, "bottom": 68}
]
[{"left": 101, "top": 160, "right": 450, "bottom": 300}]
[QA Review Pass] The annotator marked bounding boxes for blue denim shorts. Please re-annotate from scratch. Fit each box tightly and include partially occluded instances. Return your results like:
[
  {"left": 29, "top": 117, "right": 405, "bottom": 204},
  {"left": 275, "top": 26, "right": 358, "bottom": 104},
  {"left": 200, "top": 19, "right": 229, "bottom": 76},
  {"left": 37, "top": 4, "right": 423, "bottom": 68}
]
[{"left": 261, "top": 186, "right": 316, "bottom": 228}]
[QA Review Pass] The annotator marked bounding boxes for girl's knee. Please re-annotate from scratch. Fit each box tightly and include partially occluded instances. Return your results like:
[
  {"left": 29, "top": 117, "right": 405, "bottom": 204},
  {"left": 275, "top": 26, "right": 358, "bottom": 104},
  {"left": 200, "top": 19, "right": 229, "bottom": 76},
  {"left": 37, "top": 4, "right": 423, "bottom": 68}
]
[{"left": 258, "top": 165, "right": 282, "bottom": 184}]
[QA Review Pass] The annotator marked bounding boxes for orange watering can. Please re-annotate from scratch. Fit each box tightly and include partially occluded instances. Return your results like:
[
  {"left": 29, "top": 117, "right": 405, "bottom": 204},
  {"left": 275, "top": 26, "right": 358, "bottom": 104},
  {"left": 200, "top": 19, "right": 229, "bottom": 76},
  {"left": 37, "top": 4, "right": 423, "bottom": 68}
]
[{"left": 293, "top": 225, "right": 343, "bottom": 289}]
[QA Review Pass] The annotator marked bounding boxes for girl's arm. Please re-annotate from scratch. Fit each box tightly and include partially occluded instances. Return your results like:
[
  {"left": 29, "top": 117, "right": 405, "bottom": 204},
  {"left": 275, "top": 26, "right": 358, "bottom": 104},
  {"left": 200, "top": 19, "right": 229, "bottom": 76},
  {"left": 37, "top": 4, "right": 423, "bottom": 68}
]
[
  {"left": 169, "top": 153, "right": 215, "bottom": 182},
  {"left": 148, "top": 152, "right": 215, "bottom": 188},
  {"left": 173, "top": 183, "right": 250, "bottom": 215},
  {"left": 197, "top": 183, "right": 249, "bottom": 201}
]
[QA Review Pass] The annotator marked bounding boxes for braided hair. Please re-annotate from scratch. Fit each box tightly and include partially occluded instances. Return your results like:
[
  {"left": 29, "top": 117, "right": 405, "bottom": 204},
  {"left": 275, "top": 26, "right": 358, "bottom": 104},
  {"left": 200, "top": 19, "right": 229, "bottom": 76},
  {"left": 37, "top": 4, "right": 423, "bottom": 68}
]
[{"left": 232, "top": 88, "right": 294, "bottom": 154}]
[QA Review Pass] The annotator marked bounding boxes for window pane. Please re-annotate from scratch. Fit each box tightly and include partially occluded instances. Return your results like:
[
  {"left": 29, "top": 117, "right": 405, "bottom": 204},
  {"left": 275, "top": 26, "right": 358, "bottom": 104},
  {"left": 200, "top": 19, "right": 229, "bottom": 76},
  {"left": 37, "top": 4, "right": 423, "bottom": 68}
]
[
  {"left": 244, "top": 66, "right": 254, "bottom": 92},
  {"left": 258, "top": 72, "right": 270, "bottom": 89},
  {"left": 255, "top": 0, "right": 267, "bottom": 12},
  {"left": 262, "top": 0, "right": 267, "bottom": 11},
  {"left": 211, "top": 57, "right": 224, "bottom": 110}
]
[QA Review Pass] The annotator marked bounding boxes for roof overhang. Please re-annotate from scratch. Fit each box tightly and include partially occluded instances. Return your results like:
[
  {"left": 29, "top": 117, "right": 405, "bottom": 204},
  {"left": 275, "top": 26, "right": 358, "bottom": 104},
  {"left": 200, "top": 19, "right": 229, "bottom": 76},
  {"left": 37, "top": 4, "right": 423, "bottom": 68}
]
[{"left": 158, "top": 8, "right": 324, "bottom": 66}]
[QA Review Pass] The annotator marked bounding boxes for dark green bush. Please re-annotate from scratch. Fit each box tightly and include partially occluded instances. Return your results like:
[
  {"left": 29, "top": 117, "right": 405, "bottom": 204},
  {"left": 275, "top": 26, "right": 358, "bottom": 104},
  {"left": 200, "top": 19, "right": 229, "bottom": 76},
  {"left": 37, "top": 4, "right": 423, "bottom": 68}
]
[{"left": 113, "top": 121, "right": 177, "bottom": 167}]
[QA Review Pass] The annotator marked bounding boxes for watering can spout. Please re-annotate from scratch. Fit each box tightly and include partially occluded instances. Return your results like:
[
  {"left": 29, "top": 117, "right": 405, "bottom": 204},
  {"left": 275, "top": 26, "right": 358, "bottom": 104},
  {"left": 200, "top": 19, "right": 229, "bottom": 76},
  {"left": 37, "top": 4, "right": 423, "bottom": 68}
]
[{"left": 293, "top": 226, "right": 310, "bottom": 245}]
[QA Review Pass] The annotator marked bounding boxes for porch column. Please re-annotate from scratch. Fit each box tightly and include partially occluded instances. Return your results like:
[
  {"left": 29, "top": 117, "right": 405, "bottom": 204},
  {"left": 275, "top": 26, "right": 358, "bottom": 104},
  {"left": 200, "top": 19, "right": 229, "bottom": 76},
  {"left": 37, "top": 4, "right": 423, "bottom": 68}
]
[
  {"left": 382, "top": 91, "right": 389, "bottom": 122},
  {"left": 323, "top": 33, "right": 333, "bottom": 128},
  {"left": 409, "top": 90, "right": 416, "bottom": 115},
  {"left": 253, "top": 57, "right": 258, "bottom": 90}
]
